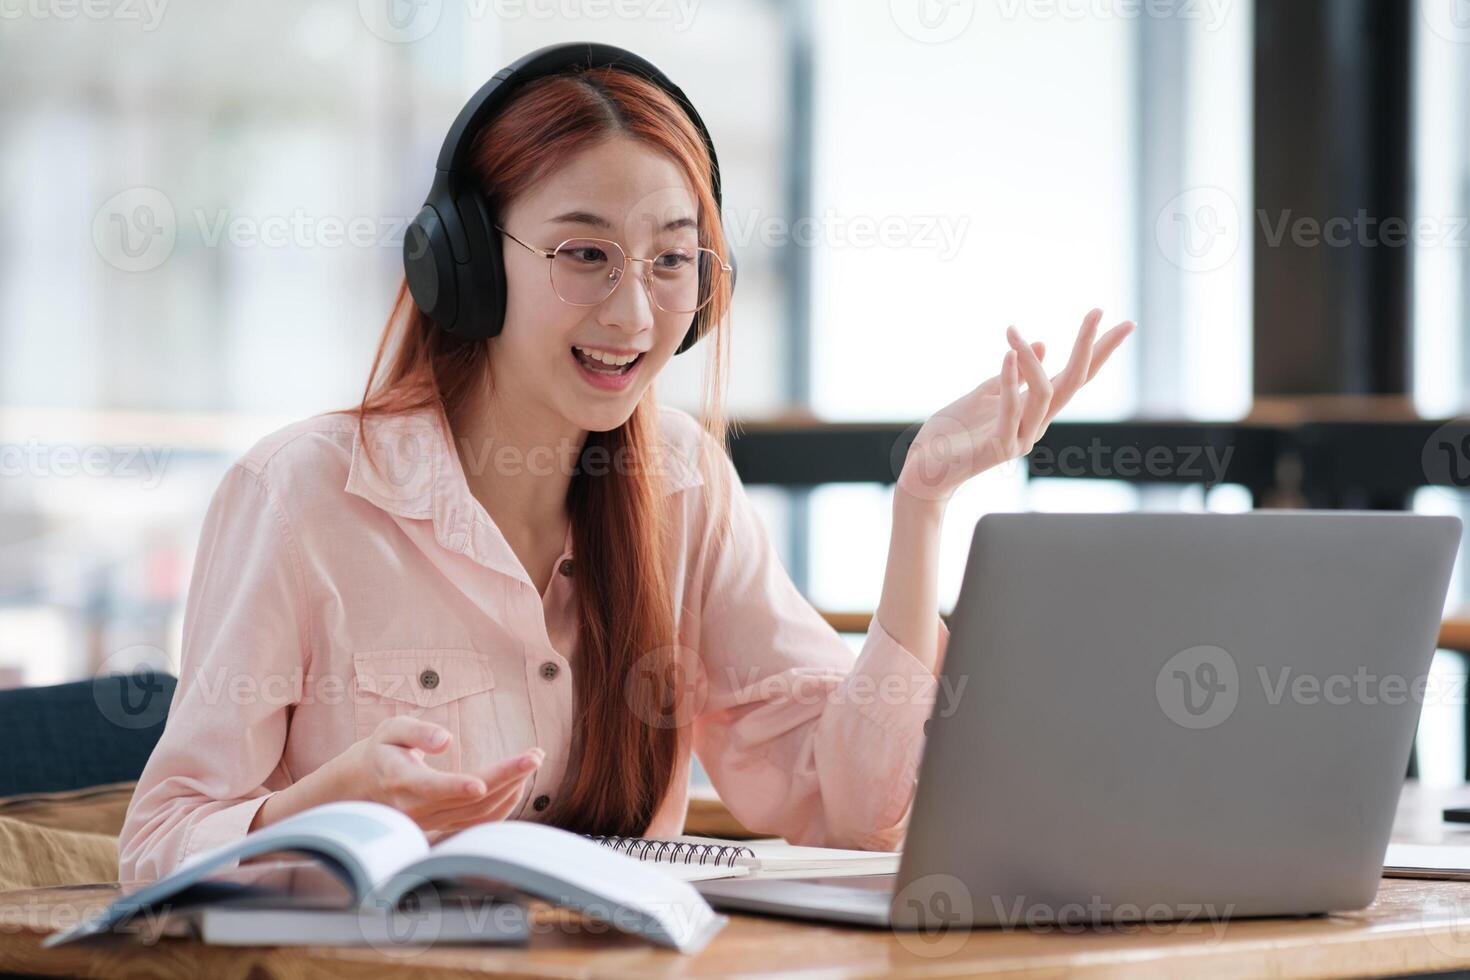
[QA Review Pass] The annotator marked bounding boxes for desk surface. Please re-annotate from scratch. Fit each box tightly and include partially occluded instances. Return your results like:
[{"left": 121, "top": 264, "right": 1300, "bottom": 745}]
[
  {"left": 8, "top": 785, "right": 1470, "bottom": 980},
  {"left": 1439, "top": 615, "right": 1470, "bottom": 654}
]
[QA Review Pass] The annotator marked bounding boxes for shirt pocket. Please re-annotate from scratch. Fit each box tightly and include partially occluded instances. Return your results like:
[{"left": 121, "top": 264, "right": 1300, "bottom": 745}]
[{"left": 350, "top": 649, "right": 498, "bottom": 773}]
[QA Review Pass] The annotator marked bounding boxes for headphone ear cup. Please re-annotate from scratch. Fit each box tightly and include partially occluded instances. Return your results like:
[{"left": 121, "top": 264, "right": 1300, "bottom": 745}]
[
  {"left": 404, "top": 204, "right": 459, "bottom": 331},
  {"left": 448, "top": 188, "right": 505, "bottom": 342}
]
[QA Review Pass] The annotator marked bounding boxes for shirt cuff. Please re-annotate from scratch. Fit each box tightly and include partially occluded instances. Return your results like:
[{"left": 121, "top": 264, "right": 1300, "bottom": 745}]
[
  {"left": 842, "top": 613, "right": 944, "bottom": 738},
  {"left": 181, "top": 794, "right": 276, "bottom": 870}
]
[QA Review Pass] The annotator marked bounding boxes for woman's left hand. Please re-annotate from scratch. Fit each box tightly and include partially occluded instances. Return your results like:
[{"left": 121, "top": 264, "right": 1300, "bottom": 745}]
[{"left": 897, "top": 308, "right": 1135, "bottom": 504}]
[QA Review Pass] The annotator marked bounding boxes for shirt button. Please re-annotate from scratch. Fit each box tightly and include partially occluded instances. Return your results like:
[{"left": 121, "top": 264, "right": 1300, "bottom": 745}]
[
  {"left": 558, "top": 558, "right": 574, "bottom": 577},
  {"left": 540, "top": 661, "right": 560, "bottom": 681},
  {"left": 533, "top": 794, "right": 551, "bottom": 812},
  {"left": 419, "top": 669, "right": 439, "bottom": 690}
]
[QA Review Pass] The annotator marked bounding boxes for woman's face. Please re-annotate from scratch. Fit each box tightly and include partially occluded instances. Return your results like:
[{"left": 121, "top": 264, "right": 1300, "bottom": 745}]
[{"left": 491, "top": 135, "right": 702, "bottom": 435}]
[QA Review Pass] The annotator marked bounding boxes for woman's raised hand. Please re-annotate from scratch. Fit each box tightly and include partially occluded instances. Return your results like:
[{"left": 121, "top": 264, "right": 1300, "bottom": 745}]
[{"left": 896, "top": 309, "right": 1135, "bottom": 504}]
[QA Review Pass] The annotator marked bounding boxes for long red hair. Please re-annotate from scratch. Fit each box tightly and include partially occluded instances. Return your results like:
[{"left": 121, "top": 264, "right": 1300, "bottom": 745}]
[{"left": 331, "top": 66, "right": 734, "bottom": 836}]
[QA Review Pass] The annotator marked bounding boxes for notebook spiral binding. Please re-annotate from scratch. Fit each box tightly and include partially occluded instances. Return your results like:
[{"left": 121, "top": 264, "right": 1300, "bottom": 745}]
[{"left": 585, "top": 835, "right": 757, "bottom": 868}]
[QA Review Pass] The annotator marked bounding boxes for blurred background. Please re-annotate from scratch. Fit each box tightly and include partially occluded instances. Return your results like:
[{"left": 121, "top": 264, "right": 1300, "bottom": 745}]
[{"left": 2, "top": 0, "right": 1470, "bottom": 781}]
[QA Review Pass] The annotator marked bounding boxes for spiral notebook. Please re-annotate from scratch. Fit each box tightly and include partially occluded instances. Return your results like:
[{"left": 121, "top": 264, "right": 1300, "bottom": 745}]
[{"left": 583, "top": 834, "right": 901, "bottom": 882}]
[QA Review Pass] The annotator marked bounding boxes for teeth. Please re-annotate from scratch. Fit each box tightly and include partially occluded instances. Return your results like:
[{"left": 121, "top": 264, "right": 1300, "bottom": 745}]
[{"left": 574, "top": 346, "right": 640, "bottom": 367}]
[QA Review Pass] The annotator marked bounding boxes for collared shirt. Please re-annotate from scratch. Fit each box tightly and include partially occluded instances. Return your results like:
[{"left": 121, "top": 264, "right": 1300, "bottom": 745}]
[{"left": 117, "top": 404, "right": 950, "bottom": 882}]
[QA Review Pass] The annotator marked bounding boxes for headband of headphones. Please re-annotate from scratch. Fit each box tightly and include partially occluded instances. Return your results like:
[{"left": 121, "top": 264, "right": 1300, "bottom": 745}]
[{"left": 402, "top": 42, "right": 733, "bottom": 353}]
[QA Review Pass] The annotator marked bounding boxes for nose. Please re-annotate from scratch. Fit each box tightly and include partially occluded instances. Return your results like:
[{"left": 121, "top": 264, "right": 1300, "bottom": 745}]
[{"left": 597, "top": 259, "right": 657, "bottom": 338}]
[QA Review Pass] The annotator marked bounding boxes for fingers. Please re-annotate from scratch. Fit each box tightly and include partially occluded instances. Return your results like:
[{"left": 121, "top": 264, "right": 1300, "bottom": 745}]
[
  {"left": 966, "top": 313, "right": 1133, "bottom": 434},
  {"left": 1063, "top": 309, "right": 1102, "bottom": 386},
  {"left": 422, "top": 750, "right": 545, "bottom": 831},
  {"left": 476, "top": 748, "right": 545, "bottom": 790},
  {"left": 382, "top": 749, "right": 487, "bottom": 805},
  {"left": 997, "top": 351, "right": 1020, "bottom": 444},
  {"left": 376, "top": 716, "right": 453, "bottom": 755},
  {"left": 1042, "top": 314, "right": 1135, "bottom": 426},
  {"left": 974, "top": 341, "right": 1043, "bottom": 397},
  {"left": 426, "top": 779, "right": 530, "bottom": 833},
  {"left": 1006, "top": 326, "right": 1052, "bottom": 443},
  {"left": 428, "top": 779, "right": 526, "bottom": 824},
  {"left": 1039, "top": 311, "right": 1100, "bottom": 425},
  {"left": 420, "top": 749, "right": 543, "bottom": 819},
  {"left": 1085, "top": 321, "right": 1135, "bottom": 383}
]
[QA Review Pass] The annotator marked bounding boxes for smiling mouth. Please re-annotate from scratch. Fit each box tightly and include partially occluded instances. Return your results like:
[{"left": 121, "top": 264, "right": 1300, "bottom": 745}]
[{"left": 571, "top": 346, "right": 644, "bottom": 375}]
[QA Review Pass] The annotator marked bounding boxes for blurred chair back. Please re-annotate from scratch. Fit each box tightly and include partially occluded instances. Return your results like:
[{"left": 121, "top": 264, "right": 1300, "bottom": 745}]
[{"left": 0, "top": 671, "right": 176, "bottom": 797}]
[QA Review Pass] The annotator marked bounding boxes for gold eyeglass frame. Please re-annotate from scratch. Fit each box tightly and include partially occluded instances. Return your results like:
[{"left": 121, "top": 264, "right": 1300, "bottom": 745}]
[{"left": 496, "top": 225, "right": 732, "bottom": 315}]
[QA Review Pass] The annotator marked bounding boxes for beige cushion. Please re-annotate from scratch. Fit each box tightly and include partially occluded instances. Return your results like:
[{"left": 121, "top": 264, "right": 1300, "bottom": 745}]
[
  {"left": 0, "top": 780, "right": 135, "bottom": 835},
  {"left": 0, "top": 816, "right": 119, "bottom": 890},
  {"left": 0, "top": 782, "right": 136, "bottom": 890}
]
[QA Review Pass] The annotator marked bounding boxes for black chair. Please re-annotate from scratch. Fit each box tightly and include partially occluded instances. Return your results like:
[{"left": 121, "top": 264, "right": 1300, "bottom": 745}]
[{"left": 0, "top": 670, "right": 176, "bottom": 797}]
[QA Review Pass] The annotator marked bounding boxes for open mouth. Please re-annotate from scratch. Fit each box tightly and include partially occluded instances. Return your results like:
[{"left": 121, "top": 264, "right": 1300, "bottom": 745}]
[{"left": 570, "top": 346, "right": 644, "bottom": 377}]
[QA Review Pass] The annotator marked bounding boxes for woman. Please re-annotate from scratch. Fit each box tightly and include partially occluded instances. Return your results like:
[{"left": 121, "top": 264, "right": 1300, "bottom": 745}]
[{"left": 118, "top": 52, "right": 1132, "bottom": 882}]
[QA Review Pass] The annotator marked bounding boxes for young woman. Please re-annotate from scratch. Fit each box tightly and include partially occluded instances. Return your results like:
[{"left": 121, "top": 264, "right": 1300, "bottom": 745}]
[{"left": 118, "top": 53, "right": 1132, "bottom": 882}]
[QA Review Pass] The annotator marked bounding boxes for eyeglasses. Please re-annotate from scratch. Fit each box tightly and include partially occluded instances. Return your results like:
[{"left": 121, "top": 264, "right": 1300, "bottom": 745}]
[{"left": 497, "top": 225, "right": 732, "bottom": 315}]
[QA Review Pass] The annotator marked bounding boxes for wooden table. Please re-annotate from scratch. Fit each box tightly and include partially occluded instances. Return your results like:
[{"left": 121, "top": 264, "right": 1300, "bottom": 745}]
[
  {"left": 1439, "top": 616, "right": 1470, "bottom": 654},
  {"left": 8, "top": 785, "right": 1470, "bottom": 979}
]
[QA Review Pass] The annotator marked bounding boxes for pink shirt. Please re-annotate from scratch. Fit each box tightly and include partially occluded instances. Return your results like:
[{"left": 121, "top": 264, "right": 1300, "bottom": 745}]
[{"left": 118, "top": 404, "right": 950, "bottom": 883}]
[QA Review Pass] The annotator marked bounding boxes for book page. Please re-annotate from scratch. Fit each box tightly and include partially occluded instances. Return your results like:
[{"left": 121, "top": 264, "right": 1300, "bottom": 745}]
[
  {"left": 370, "top": 821, "right": 728, "bottom": 952},
  {"left": 177, "top": 800, "right": 430, "bottom": 898}
]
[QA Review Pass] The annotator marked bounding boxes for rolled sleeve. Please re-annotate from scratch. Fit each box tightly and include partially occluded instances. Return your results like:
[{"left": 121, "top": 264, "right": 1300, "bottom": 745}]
[
  {"left": 118, "top": 462, "right": 308, "bottom": 883},
  {"left": 690, "top": 444, "right": 948, "bottom": 851},
  {"left": 179, "top": 794, "right": 279, "bottom": 866}
]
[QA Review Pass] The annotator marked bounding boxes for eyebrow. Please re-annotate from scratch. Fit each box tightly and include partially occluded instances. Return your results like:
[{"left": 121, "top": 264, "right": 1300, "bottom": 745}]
[{"left": 547, "top": 210, "right": 697, "bottom": 233}]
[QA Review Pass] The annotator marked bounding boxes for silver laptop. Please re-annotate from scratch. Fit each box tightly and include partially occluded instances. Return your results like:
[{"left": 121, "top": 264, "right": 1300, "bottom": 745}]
[{"left": 695, "top": 511, "right": 1461, "bottom": 929}]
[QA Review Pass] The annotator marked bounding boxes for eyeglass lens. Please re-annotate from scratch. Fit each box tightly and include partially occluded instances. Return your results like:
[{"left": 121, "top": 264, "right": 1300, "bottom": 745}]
[{"left": 549, "top": 238, "right": 721, "bottom": 314}]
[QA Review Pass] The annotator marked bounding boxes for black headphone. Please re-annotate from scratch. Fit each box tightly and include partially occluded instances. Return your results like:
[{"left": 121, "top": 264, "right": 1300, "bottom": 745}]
[{"left": 402, "top": 42, "right": 735, "bottom": 355}]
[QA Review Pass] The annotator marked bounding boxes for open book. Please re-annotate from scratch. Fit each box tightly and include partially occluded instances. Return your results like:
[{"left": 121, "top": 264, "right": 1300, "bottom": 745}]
[
  {"left": 127, "top": 860, "right": 533, "bottom": 947},
  {"left": 44, "top": 801, "right": 727, "bottom": 953}
]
